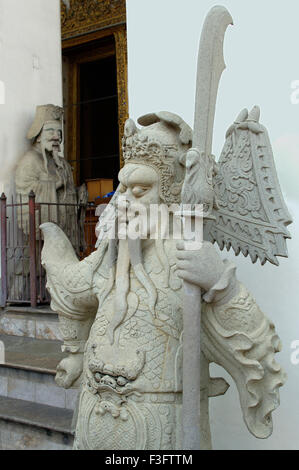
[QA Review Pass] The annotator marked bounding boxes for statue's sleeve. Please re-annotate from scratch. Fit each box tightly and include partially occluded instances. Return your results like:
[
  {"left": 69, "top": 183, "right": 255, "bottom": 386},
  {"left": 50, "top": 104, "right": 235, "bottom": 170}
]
[
  {"left": 47, "top": 257, "right": 99, "bottom": 353},
  {"left": 201, "top": 261, "right": 285, "bottom": 439},
  {"left": 41, "top": 223, "right": 108, "bottom": 354},
  {"left": 15, "top": 154, "right": 44, "bottom": 198}
]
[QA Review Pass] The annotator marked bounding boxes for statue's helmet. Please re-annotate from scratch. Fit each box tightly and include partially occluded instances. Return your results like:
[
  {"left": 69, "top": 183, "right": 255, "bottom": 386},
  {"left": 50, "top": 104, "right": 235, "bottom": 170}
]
[
  {"left": 122, "top": 111, "right": 192, "bottom": 204},
  {"left": 27, "top": 104, "right": 64, "bottom": 140}
]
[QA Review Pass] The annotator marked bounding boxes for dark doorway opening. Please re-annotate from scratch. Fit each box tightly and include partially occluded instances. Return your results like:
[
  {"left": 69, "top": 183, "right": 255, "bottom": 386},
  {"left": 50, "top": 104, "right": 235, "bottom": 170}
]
[
  {"left": 63, "top": 35, "right": 120, "bottom": 193},
  {"left": 79, "top": 55, "right": 119, "bottom": 186}
]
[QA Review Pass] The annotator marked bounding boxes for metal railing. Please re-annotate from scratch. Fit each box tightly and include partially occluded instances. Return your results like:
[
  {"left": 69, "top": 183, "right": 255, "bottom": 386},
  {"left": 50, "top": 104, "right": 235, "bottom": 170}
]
[{"left": 0, "top": 191, "right": 98, "bottom": 308}]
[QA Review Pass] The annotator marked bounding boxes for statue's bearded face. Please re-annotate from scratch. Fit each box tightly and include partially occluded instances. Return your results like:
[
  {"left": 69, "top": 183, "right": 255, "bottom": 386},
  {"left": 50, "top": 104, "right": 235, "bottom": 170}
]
[
  {"left": 118, "top": 163, "right": 161, "bottom": 207},
  {"left": 38, "top": 121, "right": 62, "bottom": 154},
  {"left": 118, "top": 163, "right": 161, "bottom": 236}
]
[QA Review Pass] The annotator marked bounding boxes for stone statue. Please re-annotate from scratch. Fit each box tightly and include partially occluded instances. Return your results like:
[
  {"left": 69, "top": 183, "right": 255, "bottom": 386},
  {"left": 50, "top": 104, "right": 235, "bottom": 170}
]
[
  {"left": 15, "top": 104, "right": 78, "bottom": 237},
  {"left": 40, "top": 7, "right": 291, "bottom": 450}
]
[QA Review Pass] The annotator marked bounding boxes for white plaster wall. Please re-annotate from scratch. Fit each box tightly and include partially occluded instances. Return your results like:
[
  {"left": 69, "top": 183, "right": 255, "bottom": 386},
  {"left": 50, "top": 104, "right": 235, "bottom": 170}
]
[
  {"left": 0, "top": 0, "right": 63, "bottom": 192},
  {"left": 127, "top": 0, "right": 299, "bottom": 450}
]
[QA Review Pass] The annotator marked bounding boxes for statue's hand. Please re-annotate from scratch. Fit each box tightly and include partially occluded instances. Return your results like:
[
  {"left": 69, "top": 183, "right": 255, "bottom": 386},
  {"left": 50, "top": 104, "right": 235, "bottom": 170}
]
[
  {"left": 56, "top": 176, "right": 64, "bottom": 190},
  {"left": 55, "top": 354, "right": 84, "bottom": 389},
  {"left": 176, "top": 241, "right": 225, "bottom": 292}
]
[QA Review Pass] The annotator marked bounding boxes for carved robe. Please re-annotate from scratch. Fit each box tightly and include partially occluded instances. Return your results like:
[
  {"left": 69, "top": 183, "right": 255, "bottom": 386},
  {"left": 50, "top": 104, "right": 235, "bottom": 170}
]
[
  {"left": 15, "top": 148, "right": 77, "bottom": 237},
  {"left": 42, "top": 227, "right": 284, "bottom": 450}
]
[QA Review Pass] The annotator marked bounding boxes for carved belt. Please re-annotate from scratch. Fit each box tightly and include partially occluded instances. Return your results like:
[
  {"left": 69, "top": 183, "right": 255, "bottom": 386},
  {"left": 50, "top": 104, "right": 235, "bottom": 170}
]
[{"left": 129, "top": 392, "right": 182, "bottom": 404}]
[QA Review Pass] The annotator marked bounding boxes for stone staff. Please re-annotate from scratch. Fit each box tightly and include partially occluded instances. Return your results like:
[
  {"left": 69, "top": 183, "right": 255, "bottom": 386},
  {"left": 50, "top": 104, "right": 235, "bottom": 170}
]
[{"left": 181, "top": 6, "right": 233, "bottom": 450}]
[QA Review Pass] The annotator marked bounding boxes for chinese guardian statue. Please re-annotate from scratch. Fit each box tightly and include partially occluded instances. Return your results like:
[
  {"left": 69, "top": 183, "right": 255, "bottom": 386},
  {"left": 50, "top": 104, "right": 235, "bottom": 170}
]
[{"left": 40, "top": 7, "right": 291, "bottom": 450}]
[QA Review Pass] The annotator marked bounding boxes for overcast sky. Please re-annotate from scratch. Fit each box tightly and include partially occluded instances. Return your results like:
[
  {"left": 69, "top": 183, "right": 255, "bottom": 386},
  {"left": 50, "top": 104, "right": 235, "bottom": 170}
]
[
  {"left": 126, "top": 0, "right": 299, "bottom": 203},
  {"left": 127, "top": 0, "right": 299, "bottom": 450}
]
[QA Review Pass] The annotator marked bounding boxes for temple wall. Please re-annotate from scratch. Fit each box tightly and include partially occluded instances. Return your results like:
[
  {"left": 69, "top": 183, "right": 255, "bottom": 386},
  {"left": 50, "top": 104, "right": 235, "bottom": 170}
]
[
  {"left": 127, "top": 0, "right": 299, "bottom": 450},
  {"left": 0, "top": 0, "right": 63, "bottom": 193}
]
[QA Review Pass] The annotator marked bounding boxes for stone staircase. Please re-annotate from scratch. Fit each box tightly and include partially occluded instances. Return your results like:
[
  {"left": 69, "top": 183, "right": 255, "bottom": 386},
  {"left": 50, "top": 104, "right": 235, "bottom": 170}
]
[{"left": 0, "top": 306, "right": 79, "bottom": 450}]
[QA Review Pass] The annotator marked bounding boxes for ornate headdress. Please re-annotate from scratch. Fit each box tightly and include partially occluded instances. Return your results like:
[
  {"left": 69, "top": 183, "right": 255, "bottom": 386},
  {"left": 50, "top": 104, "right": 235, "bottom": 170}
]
[
  {"left": 122, "top": 111, "right": 192, "bottom": 204},
  {"left": 27, "top": 104, "right": 64, "bottom": 140}
]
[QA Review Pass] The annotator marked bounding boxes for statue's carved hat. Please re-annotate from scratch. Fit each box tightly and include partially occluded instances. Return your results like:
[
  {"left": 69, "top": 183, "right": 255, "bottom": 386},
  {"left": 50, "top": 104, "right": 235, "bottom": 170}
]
[
  {"left": 27, "top": 104, "right": 64, "bottom": 140},
  {"left": 122, "top": 111, "right": 193, "bottom": 204}
]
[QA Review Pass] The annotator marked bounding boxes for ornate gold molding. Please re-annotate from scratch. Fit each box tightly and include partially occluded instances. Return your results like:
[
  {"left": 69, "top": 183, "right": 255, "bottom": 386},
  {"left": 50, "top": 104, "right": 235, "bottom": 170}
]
[
  {"left": 61, "top": 0, "right": 127, "bottom": 40},
  {"left": 114, "top": 27, "right": 128, "bottom": 167}
]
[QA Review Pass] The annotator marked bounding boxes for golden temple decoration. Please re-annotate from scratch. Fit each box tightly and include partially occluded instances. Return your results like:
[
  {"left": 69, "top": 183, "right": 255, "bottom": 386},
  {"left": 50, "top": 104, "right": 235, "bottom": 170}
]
[
  {"left": 61, "top": 0, "right": 128, "bottom": 168},
  {"left": 61, "top": 0, "right": 126, "bottom": 40},
  {"left": 114, "top": 27, "right": 129, "bottom": 167}
]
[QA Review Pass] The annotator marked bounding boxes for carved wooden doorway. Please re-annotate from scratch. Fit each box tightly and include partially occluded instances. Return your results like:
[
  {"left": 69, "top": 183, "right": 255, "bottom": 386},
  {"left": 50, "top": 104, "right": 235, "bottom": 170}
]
[
  {"left": 61, "top": 0, "right": 128, "bottom": 250},
  {"left": 63, "top": 36, "right": 121, "bottom": 189},
  {"left": 61, "top": 0, "right": 128, "bottom": 191}
]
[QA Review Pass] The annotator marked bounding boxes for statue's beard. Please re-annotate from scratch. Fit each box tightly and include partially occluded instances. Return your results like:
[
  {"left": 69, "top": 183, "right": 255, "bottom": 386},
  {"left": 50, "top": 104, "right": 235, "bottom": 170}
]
[
  {"left": 101, "top": 214, "right": 172, "bottom": 344},
  {"left": 99, "top": 210, "right": 176, "bottom": 345},
  {"left": 40, "top": 142, "right": 62, "bottom": 172},
  {"left": 39, "top": 143, "right": 68, "bottom": 200}
]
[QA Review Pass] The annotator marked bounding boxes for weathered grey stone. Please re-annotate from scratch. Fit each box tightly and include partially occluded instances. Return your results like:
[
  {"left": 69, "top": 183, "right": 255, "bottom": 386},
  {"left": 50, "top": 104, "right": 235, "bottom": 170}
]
[
  {"left": 0, "top": 334, "right": 65, "bottom": 374},
  {"left": 0, "top": 364, "right": 78, "bottom": 410},
  {"left": 35, "top": 320, "right": 61, "bottom": 341},
  {"left": 35, "top": 383, "right": 66, "bottom": 409},
  {"left": 7, "top": 377, "right": 35, "bottom": 402},
  {"left": 0, "top": 396, "right": 74, "bottom": 450},
  {"left": 40, "top": 6, "right": 290, "bottom": 451},
  {"left": 0, "top": 315, "right": 36, "bottom": 338},
  {"left": 0, "top": 308, "right": 61, "bottom": 341},
  {"left": 0, "top": 421, "right": 72, "bottom": 451},
  {"left": 15, "top": 105, "right": 78, "bottom": 237},
  {"left": 0, "top": 377, "right": 8, "bottom": 397},
  {"left": 66, "top": 388, "right": 79, "bottom": 411}
]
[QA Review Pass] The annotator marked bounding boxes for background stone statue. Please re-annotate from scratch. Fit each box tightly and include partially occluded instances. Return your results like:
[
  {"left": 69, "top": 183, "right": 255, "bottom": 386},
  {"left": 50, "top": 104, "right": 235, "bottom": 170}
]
[
  {"left": 11, "top": 104, "right": 86, "bottom": 301},
  {"left": 15, "top": 104, "right": 78, "bottom": 237}
]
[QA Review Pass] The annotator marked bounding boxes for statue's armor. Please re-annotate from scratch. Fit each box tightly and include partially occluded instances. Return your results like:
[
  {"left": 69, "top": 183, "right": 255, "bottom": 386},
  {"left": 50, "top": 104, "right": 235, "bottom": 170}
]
[
  {"left": 74, "top": 240, "right": 185, "bottom": 450},
  {"left": 64, "top": 239, "right": 284, "bottom": 450}
]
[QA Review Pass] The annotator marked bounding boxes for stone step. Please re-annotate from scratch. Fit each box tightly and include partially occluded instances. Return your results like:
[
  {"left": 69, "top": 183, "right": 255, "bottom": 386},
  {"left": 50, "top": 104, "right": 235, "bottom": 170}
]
[
  {"left": 0, "top": 306, "right": 61, "bottom": 341},
  {"left": 5, "top": 306, "right": 56, "bottom": 316},
  {"left": 0, "top": 335, "right": 79, "bottom": 410},
  {"left": 0, "top": 334, "right": 64, "bottom": 374},
  {"left": 0, "top": 396, "right": 74, "bottom": 450}
]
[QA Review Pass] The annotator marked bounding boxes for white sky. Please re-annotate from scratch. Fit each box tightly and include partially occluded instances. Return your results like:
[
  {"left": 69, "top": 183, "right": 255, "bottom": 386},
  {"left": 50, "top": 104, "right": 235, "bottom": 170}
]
[{"left": 127, "top": 0, "right": 299, "bottom": 450}]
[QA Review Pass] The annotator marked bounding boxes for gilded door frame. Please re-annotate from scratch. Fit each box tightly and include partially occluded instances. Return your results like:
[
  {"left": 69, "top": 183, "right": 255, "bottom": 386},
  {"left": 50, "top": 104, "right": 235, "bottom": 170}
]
[{"left": 61, "top": 0, "right": 128, "bottom": 183}]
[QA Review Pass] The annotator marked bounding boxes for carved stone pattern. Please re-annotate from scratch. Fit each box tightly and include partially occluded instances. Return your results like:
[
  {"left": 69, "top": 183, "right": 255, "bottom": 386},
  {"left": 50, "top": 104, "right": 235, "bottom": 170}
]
[
  {"left": 61, "top": 0, "right": 127, "bottom": 39},
  {"left": 122, "top": 133, "right": 182, "bottom": 204},
  {"left": 202, "top": 282, "right": 285, "bottom": 439},
  {"left": 215, "top": 132, "right": 267, "bottom": 221},
  {"left": 74, "top": 389, "right": 177, "bottom": 449},
  {"left": 59, "top": 316, "right": 79, "bottom": 340},
  {"left": 206, "top": 114, "right": 292, "bottom": 266}
]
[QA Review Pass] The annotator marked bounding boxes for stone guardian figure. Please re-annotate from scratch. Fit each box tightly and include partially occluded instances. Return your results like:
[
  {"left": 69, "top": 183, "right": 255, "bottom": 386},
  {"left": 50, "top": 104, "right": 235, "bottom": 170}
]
[{"left": 40, "top": 8, "right": 291, "bottom": 450}]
